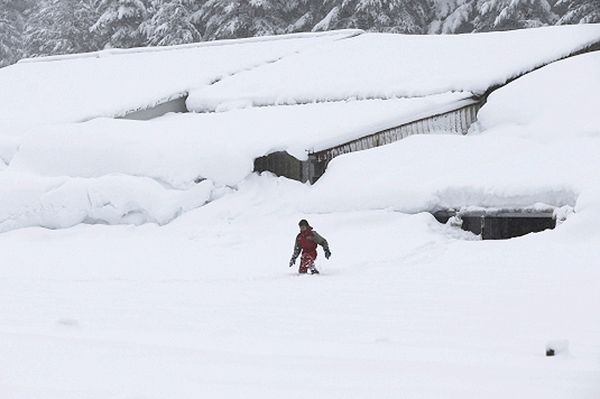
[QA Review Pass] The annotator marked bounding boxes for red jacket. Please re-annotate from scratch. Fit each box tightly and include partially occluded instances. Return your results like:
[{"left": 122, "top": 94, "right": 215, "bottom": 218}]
[{"left": 292, "top": 227, "right": 329, "bottom": 259}]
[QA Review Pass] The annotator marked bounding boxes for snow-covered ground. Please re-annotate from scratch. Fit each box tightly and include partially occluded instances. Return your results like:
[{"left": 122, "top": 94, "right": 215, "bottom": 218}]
[
  {"left": 1, "top": 177, "right": 599, "bottom": 399},
  {"left": 1, "top": 29, "right": 599, "bottom": 398}
]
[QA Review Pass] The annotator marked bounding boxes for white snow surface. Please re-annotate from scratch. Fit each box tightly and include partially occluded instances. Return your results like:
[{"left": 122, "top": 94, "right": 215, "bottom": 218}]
[
  {"left": 7, "top": 92, "right": 472, "bottom": 189},
  {"left": 478, "top": 50, "right": 600, "bottom": 135},
  {"left": 0, "top": 176, "right": 599, "bottom": 399},
  {"left": 0, "top": 30, "right": 357, "bottom": 133},
  {"left": 1, "top": 31, "right": 600, "bottom": 399},
  {"left": 0, "top": 172, "right": 214, "bottom": 233},
  {"left": 187, "top": 24, "right": 600, "bottom": 111},
  {"left": 307, "top": 131, "right": 591, "bottom": 212},
  {"left": 306, "top": 51, "right": 600, "bottom": 214}
]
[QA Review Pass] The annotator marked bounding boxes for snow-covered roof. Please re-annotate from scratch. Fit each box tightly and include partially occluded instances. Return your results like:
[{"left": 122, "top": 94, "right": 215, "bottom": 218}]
[
  {"left": 7, "top": 92, "right": 472, "bottom": 188},
  {"left": 2, "top": 45, "right": 599, "bottom": 231},
  {"left": 0, "top": 30, "right": 359, "bottom": 132},
  {"left": 2, "top": 24, "right": 599, "bottom": 136},
  {"left": 306, "top": 51, "right": 600, "bottom": 214},
  {"left": 187, "top": 24, "right": 600, "bottom": 111},
  {"left": 1, "top": 26, "right": 600, "bottom": 232}
]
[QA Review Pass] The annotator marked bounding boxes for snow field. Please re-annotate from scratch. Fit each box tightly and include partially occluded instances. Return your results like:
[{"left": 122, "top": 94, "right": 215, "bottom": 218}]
[
  {"left": 0, "top": 135, "right": 19, "bottom": 165},
  {"left": 0, "top": 175, "right": 598, "bottom": 398}
]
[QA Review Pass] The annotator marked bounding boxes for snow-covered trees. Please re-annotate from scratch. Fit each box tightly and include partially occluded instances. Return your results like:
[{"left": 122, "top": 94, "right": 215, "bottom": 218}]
[
  {"left": 430, "top": 0, "right": 558, "bottom": 33},
  {"left": 555, "top": 0, "right": 600, "bottom": 24},
  {"left": 317, "top": 0, "right": 434, "bottom": 33},
  {"left": 363, "top": 0, "right": 433, "bottom": 33},
  {"left": 0, "top": 0, "right": 25, "bottom": 67},
  {"left": 0, "top": 0, "right": 598, "bottom": 68},
  {"left": 24, "top": 0, "right": 100, "bottom": 58},
  {"left": 92, "top": 0, "right": 149, "bottom": 48},
  {"left": 474, "top": 0, "right": 557, "bottom": 31},
  {"left": 284, "top": 0, "right": 330, "bottom": 32},
  {"left": 198, "top": 0, "right": 294, "bottom": 39},
  {"left": 196, "top": 0, "right": 341, "bottom": 40},
  {"left": 141, "top": 0, "right": 201, "bottom": 46}
]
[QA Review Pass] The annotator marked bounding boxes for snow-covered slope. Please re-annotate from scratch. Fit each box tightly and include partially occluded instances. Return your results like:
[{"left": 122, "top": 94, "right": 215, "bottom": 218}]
[{"left": 187, "top": 24, "right": 600, "bottom": 111}]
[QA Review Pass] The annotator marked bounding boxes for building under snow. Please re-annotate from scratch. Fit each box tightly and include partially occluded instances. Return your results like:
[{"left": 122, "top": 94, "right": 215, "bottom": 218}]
[
  {"left": 4, "top": 25, "right": 600, "bottom": 184},
  {"left": 0, "top": 24, "right": 599, "bottom": 235}
]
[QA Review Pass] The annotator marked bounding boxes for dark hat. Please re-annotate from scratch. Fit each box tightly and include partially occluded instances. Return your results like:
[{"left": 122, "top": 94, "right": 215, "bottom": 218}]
[{"left": 298, "top": 219, "right": 310, "bottom": 227}]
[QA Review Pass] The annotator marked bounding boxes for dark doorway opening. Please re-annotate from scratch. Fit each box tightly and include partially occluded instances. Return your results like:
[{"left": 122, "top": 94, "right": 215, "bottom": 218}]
[{"left": 433, "top": 209, "right": 556, "bottom": 240}]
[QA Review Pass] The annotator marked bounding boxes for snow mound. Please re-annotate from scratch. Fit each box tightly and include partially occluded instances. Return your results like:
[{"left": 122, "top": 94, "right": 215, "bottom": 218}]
[
  {"left": 187, "top": 24, "right": 600, "bottom": 111},
  {"left": 305, "top": 134, "right": 585, "bottom": 213},
  {"left": 0, "top": 172, "right": 214, "bottom": 233}
]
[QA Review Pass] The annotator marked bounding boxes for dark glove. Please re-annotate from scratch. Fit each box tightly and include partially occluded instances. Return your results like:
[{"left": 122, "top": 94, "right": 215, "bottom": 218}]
[
  {"left": 289, "top": 257, "right": 296, "bottom": 267},
  {"left": 324, "top": 249, "right": 331, "bottom": 259}
]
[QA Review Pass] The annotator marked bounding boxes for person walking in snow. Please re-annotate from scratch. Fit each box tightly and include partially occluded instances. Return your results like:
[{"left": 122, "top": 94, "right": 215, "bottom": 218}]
[{"left": 289, "top": 219, "right": 331, "bottom": 274}]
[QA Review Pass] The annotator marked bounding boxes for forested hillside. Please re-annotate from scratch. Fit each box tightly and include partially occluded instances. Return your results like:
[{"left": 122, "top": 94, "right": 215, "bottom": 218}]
[{"left": 1, "top": 0, "right": 599, "bottom": 67}]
